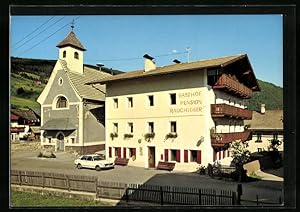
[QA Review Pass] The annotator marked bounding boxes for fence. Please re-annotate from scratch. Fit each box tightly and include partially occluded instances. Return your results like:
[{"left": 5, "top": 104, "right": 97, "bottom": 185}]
[
  {"left": 11, "top": 169, "right": 237, "bottom": 205},
  {"left": 241, "top": 195, "right": 283, "bottom": 206},
  {"left": 125, "top": 184, "right": 236, "bottom": 205}
]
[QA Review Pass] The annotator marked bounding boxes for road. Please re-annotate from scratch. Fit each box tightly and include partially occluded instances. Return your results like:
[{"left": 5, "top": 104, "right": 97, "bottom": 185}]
[{"left": 11, "top": 149, "right": 284, "bottom": 206}]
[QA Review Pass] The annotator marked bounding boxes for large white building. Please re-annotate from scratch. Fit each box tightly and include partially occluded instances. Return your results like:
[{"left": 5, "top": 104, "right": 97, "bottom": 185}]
[{"left": 88, "top": 54, "right": 260, "bottom": 171}]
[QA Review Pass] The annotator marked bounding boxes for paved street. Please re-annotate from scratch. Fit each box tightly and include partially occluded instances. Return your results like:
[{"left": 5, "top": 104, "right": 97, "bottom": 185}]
[{"left": 10, "top": 147, "right": 284, "bottom": 206}]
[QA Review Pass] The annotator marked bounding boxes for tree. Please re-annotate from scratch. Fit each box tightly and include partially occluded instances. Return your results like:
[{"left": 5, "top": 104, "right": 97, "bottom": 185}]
[
  {"left": 230, "top": 141, "right": 251, "bottom": 182},
  {"left": 16, "top": 87, "right": 25, "bottom": 95}
]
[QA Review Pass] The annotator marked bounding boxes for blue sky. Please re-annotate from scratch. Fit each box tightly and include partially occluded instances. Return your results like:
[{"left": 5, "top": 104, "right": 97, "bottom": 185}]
[{"left": 11, "top": 15, "right": 283, "bottom": 86}]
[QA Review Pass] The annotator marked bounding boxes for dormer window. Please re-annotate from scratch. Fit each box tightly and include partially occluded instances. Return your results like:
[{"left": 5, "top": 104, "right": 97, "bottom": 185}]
[
  {"left": 74, "top": 52, "right": 79, "bottom": 59},
  {"left": 56, "top": 96, "right": 68, "bottom": 108},
  {"left": 63, "top": 51, "right": 66, "bottom": 58}
]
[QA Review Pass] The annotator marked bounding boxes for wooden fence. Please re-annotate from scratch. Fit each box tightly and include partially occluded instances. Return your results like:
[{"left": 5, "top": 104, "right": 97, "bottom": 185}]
[{"left": 11, "top": 170, "right": 237, "bottom": 206}]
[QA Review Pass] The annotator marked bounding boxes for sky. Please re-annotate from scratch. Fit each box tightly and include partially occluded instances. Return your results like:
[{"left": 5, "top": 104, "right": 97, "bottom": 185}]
[{"left": 11, "top": 15, "right": 283, "bottom": 86}]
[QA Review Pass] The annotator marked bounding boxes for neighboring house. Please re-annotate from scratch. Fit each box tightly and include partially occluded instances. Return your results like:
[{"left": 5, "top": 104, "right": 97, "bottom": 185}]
[
  {"left": 88, "top": 53, "right": 260, "bottom": 171},
  {"left": 245, "top": 104, "right": 283, "bottom": 153},
  {"left": 10, "top": 108, "right": 40, "bottom": 141},
  {"left": 28, "top": 126, "right": 41, "bottom": 141},
  {"left": 37, "top": 29, "right": 112, "bottom": 154}
]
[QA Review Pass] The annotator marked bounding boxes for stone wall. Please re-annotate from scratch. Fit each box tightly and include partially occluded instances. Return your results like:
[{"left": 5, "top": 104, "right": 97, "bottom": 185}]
[{"left": 65, "top": 144, "right": 105, "bottom": 155}]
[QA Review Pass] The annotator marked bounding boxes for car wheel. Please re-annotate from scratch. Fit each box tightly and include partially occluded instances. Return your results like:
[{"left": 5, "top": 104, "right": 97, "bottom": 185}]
[
  {"left": 95, "top": 166, "right": 101, "bottom": 171},
  {"left": 77, "top": 164, "right": 82, "bottom": 169}
]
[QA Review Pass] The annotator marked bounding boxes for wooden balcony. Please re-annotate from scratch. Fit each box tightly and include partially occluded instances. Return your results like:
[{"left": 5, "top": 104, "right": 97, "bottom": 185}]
[
  {"left": 213, "top": 74, "right": 253, "bottom": 98},
  {"left": 211, "top": 104, "right": 252, "bottom": 120},
  {"left": 211, "top": 131, "right": 252, "bottom": 147},
  {"left": 11, "top": 127, "right": 25, "bottom": 133}
]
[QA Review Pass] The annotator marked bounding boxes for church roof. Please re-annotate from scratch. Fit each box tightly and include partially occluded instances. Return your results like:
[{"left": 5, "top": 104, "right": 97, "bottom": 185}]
[
  {"left": 56, "top": 31, "right": 86, "bottom": 51},
  {"left": 59, "top": 59, "right": 111, "bottom": 101}
]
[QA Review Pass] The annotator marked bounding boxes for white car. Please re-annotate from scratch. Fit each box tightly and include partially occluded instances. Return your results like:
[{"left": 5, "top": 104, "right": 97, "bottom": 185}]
[{"left": 74, "top": 154, "right": 114, "bottom": 171}]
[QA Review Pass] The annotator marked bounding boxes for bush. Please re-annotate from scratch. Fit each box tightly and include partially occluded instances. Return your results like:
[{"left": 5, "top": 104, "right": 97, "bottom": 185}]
[{"left": 16, "top": 87, "right": 25, "bottom": 95}]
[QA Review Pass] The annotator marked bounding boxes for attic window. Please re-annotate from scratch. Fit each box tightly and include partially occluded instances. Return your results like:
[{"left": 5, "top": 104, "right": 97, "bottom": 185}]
[
  {"left": 63, "top": 50, "right": 66, "bottom": 58},
  {"left": 74, "top": 52, "right": 79, "bottom": 59},
  {"left": 58, "top": 77, "right": 63, "bottom": 86},
  {"left": 56, "top": 96, "right": 68, "bottom": 108}
]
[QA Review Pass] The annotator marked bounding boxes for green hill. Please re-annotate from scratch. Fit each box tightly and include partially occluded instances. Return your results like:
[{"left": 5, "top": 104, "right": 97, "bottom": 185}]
[
  {"left": 245, "top": 79, "right": 283, "bottom": 112},
  {"left": 10, "top": 57, "right": 283, "bottom": 111}
]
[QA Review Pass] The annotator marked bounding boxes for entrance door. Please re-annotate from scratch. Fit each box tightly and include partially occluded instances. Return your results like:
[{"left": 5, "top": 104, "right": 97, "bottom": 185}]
[
  {"left": 57, "top": 133, "right": 65, "bottom": 151},
  {"left": 148, "top": 147, "right": 156, "bottom": 168}
]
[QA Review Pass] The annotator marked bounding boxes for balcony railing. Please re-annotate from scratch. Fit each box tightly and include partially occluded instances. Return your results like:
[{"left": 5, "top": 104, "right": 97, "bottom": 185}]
[
  {"left": 213, "top": 74, "right": 253, "bottom": 98},
  {"left": 11, "top": 127, "right": 25, "bottom": 133},
  {"left": 211, "top": 104, "right": 252, "bottom": 120},
  {"left": 211, "top": 131, "right": 252, "bottom": 147}
]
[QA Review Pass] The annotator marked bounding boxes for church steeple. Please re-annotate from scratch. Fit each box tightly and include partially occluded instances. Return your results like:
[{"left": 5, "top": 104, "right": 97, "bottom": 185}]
[{"left": 57, "top": 24, "right": 85, "bottom": 74}]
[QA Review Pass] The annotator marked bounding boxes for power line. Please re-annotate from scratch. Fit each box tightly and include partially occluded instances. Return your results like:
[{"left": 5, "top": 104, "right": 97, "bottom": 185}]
[
  {"left": 12, "top": 16, "right": 55, "bottom": 47},
  {"left": 96, "top": 51, "right": 187, "bottom": 62},
  {"left": 13, "top": 16, "right": 66, "bottom": 51},
  {"left": 17, "top": 17, "right": 80, "bottom": 56}
]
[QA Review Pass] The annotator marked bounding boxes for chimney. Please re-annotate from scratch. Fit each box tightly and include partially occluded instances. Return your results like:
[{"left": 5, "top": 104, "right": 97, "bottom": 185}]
[
  {"left": 260, "top": 104, "right": 265, "bottom": 114},
  {"left": 96, "top": 63, "right": 104, "bottom": 71},
  {"left": 173, "top": 59, "right": 181, "bottom": 64},
  {"left": 143, "top": 54, "right": 156, "bottom": 72}
]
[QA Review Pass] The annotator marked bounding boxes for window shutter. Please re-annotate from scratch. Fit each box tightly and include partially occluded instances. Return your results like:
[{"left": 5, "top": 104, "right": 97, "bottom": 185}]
[
  {"left": 196, "top": 150, "right": 201, "bottom": 164},
  {"left": 123, "top": 148, "right": 126, "bottom": 159},
  {"left": 109, "top": 147, "right": 112, "bottom": 158},
  {"left": 118, "top": 147, "right": 121, "bottom": 158},
  {"left": 184, "top": 150, "right": 188, "bottom": 163},
  {"left": 132, "top": 148, "right": 136, "bottom": 157},
  {"left": 213, "top": 150, "right": 217, "bottom": 161},
  {"left": 164, "top": 149, "right": 168, "bottom": 162},
  {"left": 176, "top": 150, "right": 180, "bottom": 162}
]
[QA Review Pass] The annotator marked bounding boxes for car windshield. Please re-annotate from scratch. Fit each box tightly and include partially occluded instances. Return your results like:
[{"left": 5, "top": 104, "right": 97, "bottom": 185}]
[{"left": 93, "top": 155, "right": 105, "bottom": 161}]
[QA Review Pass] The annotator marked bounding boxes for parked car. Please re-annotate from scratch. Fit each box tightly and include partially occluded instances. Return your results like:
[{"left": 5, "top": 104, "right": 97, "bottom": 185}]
[{"left": 74, "top": 154, "right": 114, "bottom": 171}]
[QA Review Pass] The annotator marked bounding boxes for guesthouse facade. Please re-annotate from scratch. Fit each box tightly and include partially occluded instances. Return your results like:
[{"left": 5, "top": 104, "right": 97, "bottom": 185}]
[{"left": 88, "top": 54, "right": 260, "bottom": 171}]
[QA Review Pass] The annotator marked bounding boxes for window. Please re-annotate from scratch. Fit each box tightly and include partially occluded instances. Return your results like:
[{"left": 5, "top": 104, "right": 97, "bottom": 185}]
[
  {"left": 170, "top": 121, "right": 177, "bottom": 133},
  {"left": 170, "top": 93, "right": 176, "bottom": 105},
  {"left": 74, "top": 52, "right": 79, "bottom": 59},
  {"left": 58, "top": 77, "right": 63, "bottom": 86},
  {"left": 148, "top": 122, "right": 154, "bottom": 133},
  {"left": 128, "top": 97, "right": 133, "bottom": 108},
  {"left": 273, "top": 133, "right": 278, "bottom": 140},
  {"left": 255, "top": 133, "right": 262, "bottom": 143},
  {"left": 86, "top": 156, "right": 93, "bottom": 161},
  {"left": 71, "top": 138, "right": 75, "bottom": 144},
  {"left": 129, "top": 148, "right": 136, "bottom": 157},
  {"left": 113, "top": 123, "right": 118, "bottom": 133},
  {"left": 190, "top": 150, "right": 197, "bottom": 162},
  {"left": 63, "top": 50, "right": 66, "bottom": 58},
  {"left": 113, "top": 98, "right": 118, "bottom": 109},
  {"left": 148, "top": 95, "right": 154, "bottom": 106},
  {"left": 128, "top": 122, "right": 133, "bottom": 133},
  {"left": 171, "top": 149, "right": 177, "bottom": 161},
  {"left": 48, "top": 138, "right": 51, "bottom": 143},
  {"left": 56, "top": 96, "right": 68, "bottom": 108},
  {"left": 170, "top": 149, "right": 180, "bottom": 162}
]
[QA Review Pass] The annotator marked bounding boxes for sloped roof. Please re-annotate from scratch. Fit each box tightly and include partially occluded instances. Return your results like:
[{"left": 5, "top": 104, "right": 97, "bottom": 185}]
[
  {"left": 29, "top": 126, "right": 41, "bottom": 134},
  {"left": 41, "top": 118, "right": 76, "bottom": 130},
  {"left": 244, "top": 110, "right": 283, "bottom": 130},
  {"left": 11, "top": 109, "right": 40, "bottom": 121},
  {"left": 60, "top": 60, "right": 111, "bottom": 101},
  {"left": 56, "top": 31, "right": 86, "bottom": 51},
  {"left": 87, "top": 54, "right": 254, "bottom": 85}
]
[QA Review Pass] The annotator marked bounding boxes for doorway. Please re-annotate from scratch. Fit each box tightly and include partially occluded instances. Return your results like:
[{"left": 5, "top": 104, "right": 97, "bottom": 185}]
[
  {"left": 56, "top": 133, "right": 65, "bottom": 151},
  {"left": 148, "top": 146, "right": 156, "bottom": 168}
]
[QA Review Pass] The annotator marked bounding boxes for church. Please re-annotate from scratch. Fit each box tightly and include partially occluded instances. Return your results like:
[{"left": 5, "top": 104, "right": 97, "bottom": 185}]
[{"left": 37, "top": 28, "right": 111, "bottom": 154}]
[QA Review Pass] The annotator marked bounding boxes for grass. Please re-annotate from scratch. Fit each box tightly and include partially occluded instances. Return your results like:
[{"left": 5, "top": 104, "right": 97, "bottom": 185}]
[
  {"left": 10, "top": 96, "right": 40, "bottom": 109},
  {"left": 11, "top": 191, "right": 113, "bottom": 207}
]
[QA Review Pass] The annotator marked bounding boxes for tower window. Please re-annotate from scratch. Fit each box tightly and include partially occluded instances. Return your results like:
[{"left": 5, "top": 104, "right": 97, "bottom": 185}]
[
  {"left": 56, "top": 96, "right": 68, "bottom": 108},
  {"left": 63, "top": 51, "right": 66, "bottom": 58},
  {"left": 74, "top": 52, "right": 79, "bottom": 59}
]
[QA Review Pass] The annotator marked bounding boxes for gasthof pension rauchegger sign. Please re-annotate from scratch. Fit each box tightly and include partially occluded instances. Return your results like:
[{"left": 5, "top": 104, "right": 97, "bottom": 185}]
[{"left": 170, "top": 90, "right": 203, "bottom": 114}]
